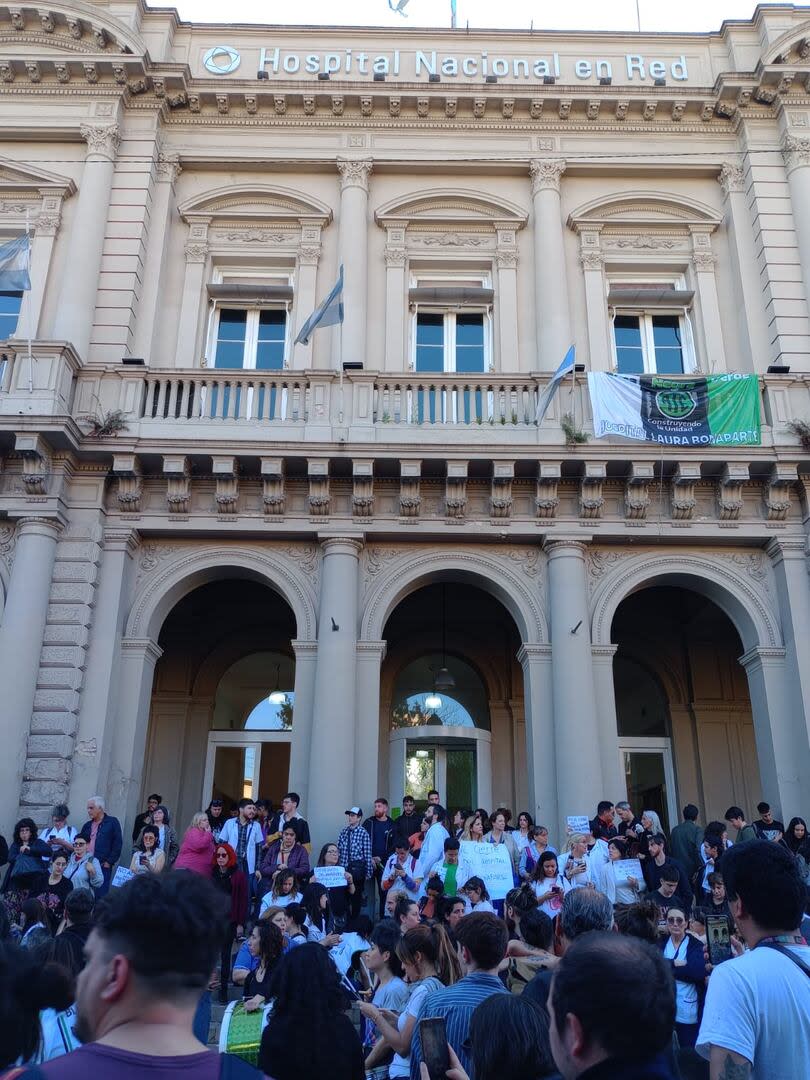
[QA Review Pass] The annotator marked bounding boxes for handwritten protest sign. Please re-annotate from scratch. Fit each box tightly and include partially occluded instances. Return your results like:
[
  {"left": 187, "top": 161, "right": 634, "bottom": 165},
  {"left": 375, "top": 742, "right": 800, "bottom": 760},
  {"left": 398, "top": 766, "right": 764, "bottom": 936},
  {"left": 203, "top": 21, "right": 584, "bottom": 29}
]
[
  {"left": 566, "top": 816, "right": 591, "bottom": 835},
  {"left": 459, "top": 841, "right": 514, "bottom": 901},
  {"left": 614, "top": 859, "right": 644, "bottom": 884},
  {"left": 313, "top": 865, "right": 347, "bottom": 889},
  {"left": 111, "top": 866, "right": 134, "bottom": 889}
]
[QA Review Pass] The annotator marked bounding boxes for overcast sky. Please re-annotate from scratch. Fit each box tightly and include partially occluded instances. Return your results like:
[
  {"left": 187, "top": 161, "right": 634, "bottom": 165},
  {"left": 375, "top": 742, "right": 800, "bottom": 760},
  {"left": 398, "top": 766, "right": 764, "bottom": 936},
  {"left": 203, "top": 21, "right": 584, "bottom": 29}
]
[{"left": 173, "top": 0, "right": 763, "bottom": 33}]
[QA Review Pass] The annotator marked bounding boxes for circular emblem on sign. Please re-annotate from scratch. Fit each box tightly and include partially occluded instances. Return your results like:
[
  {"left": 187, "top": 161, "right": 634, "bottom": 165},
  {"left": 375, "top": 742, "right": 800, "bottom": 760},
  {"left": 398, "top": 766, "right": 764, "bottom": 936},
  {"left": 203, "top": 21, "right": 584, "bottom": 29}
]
[
  {"left": 203, "top": 46, "right": 241, "bottom": 75},
  {"left": 655, "top": 388, "right": 697, "bottom": 420}
]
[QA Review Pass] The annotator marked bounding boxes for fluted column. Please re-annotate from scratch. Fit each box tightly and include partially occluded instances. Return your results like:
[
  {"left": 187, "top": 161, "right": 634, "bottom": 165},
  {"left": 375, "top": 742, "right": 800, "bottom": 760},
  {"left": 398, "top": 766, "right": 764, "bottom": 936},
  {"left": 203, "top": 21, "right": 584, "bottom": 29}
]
[
  {"left": 307, "top": 537, "right": 362, "bottom": 848},
  {"left": 783, "top": 137, "right": 810, "bottom": 325},
  {"left": 174, "top": 239, "right": 209, "bottom": 368},
  {"left": 545, "top": 539, "right": 603, "bottom": 835},
  {"left": 292, "top": 236, "right": 322, "bottom": 370},
  {"left": 52, "top": 124, "right": 119, "bottom": 359},
  {"left": 530, "top": 159, "right": 572, "bottom": 369},
  {"left": 287, "top": 639, "right": 318, "bottom": 805},
  {"left": 337, "top": 158, "right": 372, "bottom": 366},
  {"left": 131, "top": 152, "right": 181, "bottom": 363},
  {"left": 0, "top": 517, "right": 61, "bottom": 828}
]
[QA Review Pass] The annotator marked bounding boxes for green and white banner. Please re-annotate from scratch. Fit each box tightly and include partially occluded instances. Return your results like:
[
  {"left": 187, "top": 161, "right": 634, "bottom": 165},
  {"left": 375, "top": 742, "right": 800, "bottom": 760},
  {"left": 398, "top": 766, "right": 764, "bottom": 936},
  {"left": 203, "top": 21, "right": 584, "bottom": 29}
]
[{"left": 587, "top": 373, "right": 761, "bottom": 446}]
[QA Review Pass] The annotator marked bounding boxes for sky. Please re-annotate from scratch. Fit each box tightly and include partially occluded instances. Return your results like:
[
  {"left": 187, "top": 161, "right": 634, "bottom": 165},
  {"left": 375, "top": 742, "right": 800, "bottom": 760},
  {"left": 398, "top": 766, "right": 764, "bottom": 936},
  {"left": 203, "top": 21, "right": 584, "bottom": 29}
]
[{"left": 171, "top": 0, "right": 765, "bottom": 33}]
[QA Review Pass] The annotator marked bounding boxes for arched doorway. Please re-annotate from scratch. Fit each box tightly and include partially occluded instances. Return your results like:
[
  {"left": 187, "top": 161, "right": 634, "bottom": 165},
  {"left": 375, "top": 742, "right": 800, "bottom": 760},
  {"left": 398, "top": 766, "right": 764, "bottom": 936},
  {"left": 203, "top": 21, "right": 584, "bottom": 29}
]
[
  {"left": 381, "top": 581, "right": 524, "bottom": 815},
  {"left": 142, "top": 578, "right": 297, "bottom": 830},
  {"left": 612, "top": 586, "right": 762, "bottom": 828}
]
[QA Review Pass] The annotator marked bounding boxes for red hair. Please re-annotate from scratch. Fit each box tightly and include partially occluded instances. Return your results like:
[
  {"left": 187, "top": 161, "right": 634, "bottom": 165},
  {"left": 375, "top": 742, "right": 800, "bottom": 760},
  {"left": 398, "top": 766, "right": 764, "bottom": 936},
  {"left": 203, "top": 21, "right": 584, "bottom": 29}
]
[{"left": 213, "top": 841, "right": 237, "bottom": 869}]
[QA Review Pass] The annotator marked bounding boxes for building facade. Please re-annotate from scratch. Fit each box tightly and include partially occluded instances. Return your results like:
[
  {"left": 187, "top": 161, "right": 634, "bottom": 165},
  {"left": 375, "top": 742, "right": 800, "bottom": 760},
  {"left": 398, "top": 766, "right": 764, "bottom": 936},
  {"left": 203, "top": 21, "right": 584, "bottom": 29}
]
[{"left": 1, "top": 0, "right": 810, "bottom": 849}]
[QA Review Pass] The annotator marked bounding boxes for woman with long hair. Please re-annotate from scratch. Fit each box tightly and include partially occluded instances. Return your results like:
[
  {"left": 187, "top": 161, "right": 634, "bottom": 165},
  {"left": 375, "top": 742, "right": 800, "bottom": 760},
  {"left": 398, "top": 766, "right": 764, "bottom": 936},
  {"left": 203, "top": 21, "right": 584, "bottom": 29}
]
[
  {"left": 258, "top": 824, "right": 310, "bottom": 896},
  {"left": 597, "top": 837, "right": 645, "bottom": 905},
  {"left": 283, "top": 902, "right": 309, "bottom": 948},
  {"left": 260, "top": 868, "right": 302, "bottom": 913},
  {"left": 460, "top": 876, "right": 495, "bottom": 914},
  {"left": 243, "top": 920, "right": 285, "bottom": 1013},
  {"left": 37, "top": 854, "right": 73, "bottom": 930},
  {"left": 174, "top": 811, "right": 214, "bottom": 876},
  {"left": 128, "top": 826, "right": 165, "bottom": 875},
  {"left": 301, "top": 882, "right": 342, "bottom": 946},
  {"left": 0, "top": 941, "right": 73, "bottom": 1069},
  {"left": 785, "top": 817, "right": 810, "bottom": 877},
  {"left": 258, "top": 943, "right": 365, "bottom": 1080},
  {"left": 311, "top": 842, "right": 356, "bottom": 930},
  {"left": 483, "top": 809, "right": 519, "bottom": 875},
  {"left": 658, "top": 906, "right": 706, "bottom": 1048},
  {"left": 19, "top": 898, "right": 51, "bottom": 951},
  {"left": 211, "top": 841, "right": 248, "bottom": 1003},
  {"left": 530, "top": 851, "right": 566, "bottom": 918},
  {"left": 513, "top": 812, "right": 535, "bottom": 856},
  {"left": 359, "top": 923, "right": 460, "bottom": 1080},
  {"left": 457, "top": 993, "right": 557, "bottom": 1080},
  {"left": 3, "top": 819, "right": 50, "bottom": 907},
  {"left": 461, "top": 813, "right": 486, "bottom": 842},
  {"left": 519, "top": 825, "right": 555, "bottom": 880}
]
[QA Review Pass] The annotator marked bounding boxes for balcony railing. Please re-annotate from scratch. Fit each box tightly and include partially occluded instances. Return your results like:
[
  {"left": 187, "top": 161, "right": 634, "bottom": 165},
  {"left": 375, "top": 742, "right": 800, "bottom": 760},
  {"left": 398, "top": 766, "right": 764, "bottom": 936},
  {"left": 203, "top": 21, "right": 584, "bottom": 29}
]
[{"left": 141, "top": 371, "right": 308, "bottom": 424}]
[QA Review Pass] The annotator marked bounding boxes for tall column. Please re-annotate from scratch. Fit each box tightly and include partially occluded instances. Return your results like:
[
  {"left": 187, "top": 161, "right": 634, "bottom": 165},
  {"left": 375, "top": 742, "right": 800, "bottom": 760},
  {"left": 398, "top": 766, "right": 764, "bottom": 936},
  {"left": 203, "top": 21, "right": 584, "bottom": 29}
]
[
  {"left": 307, "top": 537, "right": 362, "bottom": 848},
  {"left": 530, "top": 159, "right": 572, "bottom": 369},
  {"left": 355, "top": 641, "right": 386, "bottom": 813},
  {"left": 496, "top": 228, "right": 520, "bottom": 370},
  {"left": 337, "top": 158, "right": 372, "bottom": 366},
  {"left": 174, "top": 239, "right": 209, "bottom": 368},
  {"left": 287, "top": 639, "right": 318, "bottom": 806},
  {"left": 782, "top": 137, "right": 810, "bottom": 325},
  {"left": 518, "top": 644, "right": 557, "bottom": 830},
  {"left": 131, "top": 152, "right": 181, "bottom": 363},
  {"left": 591, "top": 645, "right": 624, "bottom": 801},
  {"left": 383, "top": 228, "right": 406, "bottom": 371},
  {"left": 689, "top": 229, "right": 727, "bottom": 372},
  {"left": 578, "top": 230, "right": 611, "bottom": 371},
  {"left": 0, "top": 517, "right": 61, "bottom": 828},
  {"left": 52, "top": 124, "right": 119, "bottom": 359},
  {"left": 545, "top": 540, "right": 603, "bottom": 836},
  {"left": 69, "top": 528, "right": 138, "bottom": 814},
  {"left": 291, "top": 235, "right": 321, "bottom": 370}
]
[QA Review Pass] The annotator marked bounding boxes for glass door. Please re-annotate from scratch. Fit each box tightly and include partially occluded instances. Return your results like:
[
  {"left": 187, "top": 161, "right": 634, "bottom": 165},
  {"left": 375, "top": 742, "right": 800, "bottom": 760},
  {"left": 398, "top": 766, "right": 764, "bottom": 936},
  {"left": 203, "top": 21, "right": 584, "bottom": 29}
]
[
  {"left": 203, "top": 732, "right": 292, "bottom": 815},
  {"left": 405, "top": 746, "right": 436, "bottom": 809},
  {"left": 618, "top": 738, "right": 678, "bottom": 835}
]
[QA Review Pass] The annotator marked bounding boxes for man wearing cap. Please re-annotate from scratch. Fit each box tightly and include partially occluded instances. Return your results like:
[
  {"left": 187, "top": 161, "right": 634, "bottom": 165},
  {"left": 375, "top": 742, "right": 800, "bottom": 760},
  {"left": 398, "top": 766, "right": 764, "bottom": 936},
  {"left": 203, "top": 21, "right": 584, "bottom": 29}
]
[{"left": 338, "top": 807, "right": 373, "bottom": 920}]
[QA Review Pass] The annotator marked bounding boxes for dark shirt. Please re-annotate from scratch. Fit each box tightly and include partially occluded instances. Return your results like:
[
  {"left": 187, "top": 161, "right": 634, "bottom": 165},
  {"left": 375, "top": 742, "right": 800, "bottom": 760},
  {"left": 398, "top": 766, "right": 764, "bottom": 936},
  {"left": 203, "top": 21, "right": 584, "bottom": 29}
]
[
  {"left": 753, "top": 817, "right": 785, "bottom": 841},
  {"left": 259, "top": 1011, "right": 364, "bottom": 1080},
  {"left": 617, "top": 817, "right": 643, "bottom": 839},
  {"left": 522, "top": 967, "right": 554, "bottom": 1013},
  {"left": 365, "top": 816, "right": 394, "bottom": 861},
  {"left": 38, "top": 1044, "right": 270, "bottom": 1078},
  {"left": 589, "top": 815, "right": 618, "bottom": 842},
  {"left": 643, "top": 856, "right": 692, "bottom": 904},
  {"left": 393, "top": 811, "right": 420, "bottom": 847},
  {"left": 578, "top": 1056, "right": 676, "bottom": 1080},
  {"left": 669, "top": 819, "right": 704, "bottom": 879},
  {"left": 131, "top": 810, "right": 151, "bottom": 845},
  {"left": 649, "top": 888, "right": 692, "bottom": 927},
  {"left": 78, "top": 814, "right": 122, "bottom": 867},
  {"left": 269, "top": 812, "right": 311, "bottom": 846}
]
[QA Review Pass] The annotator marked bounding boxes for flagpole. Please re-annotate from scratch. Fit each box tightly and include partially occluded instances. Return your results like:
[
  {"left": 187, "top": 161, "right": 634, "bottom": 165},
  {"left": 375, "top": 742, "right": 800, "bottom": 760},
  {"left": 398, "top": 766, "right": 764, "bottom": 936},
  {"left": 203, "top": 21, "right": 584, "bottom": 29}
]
[
  {"left": 338, "top": 315, "right": 344, "bottom": 425},
  {"left": 25, "top": 210, "right": 32, "bottom": 393}
]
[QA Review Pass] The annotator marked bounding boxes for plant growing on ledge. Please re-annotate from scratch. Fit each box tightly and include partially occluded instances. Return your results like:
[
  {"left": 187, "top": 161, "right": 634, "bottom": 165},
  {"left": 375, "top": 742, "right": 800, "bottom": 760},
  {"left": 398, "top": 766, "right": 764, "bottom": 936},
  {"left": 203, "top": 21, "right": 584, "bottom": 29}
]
[
  {"left": 79, "top": 408, "right": 130, "bottom": 438},
  {"left": 561, "top": 412, "right": 589, "bottom": 446},
  {"left": 787, "top": 419, "right": 810, "bottom": 451}
]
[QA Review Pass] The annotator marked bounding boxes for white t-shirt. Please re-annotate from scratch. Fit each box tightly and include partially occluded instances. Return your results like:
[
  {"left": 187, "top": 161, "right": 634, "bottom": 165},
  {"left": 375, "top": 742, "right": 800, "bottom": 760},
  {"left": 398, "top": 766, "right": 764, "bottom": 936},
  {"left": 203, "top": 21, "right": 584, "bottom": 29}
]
[
  {"left": 389, "top": 976, "right": 444, "bottom": 1078},
  {"left": 260, "top": 890, "right": 302, "bottom": 913},
  {"left": 697, "top": 943, "right": 810, "bottom": 1077},
  {"left": 664, "top": 937, "right": 699, "bottom": 1023}
]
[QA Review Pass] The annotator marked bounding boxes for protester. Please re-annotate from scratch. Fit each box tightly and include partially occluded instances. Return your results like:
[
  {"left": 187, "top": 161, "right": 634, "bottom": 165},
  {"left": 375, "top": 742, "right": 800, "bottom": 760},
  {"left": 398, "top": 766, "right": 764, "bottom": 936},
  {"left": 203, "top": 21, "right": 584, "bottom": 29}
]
[
  {"left": 724, "top": 806, "right": 758, "bottom": 844},
  {"left": 549, "top": 932, "right": 677, "bottom": 1079},
  {"left": 338, "top": 808, "right": 374, "bottom": 920},
  {"left": 415, "top": 805, "right": 450, "bottom": 894},
  {"left": 659, "top": 907, "right": 706, "bottom": 1048},
  {"left": 697, "top": 840, "right": 810, "bottom": 1078},
  {"left": 258, "top": 944, "right": 364, "bottom": 1080},
  {"left": 282, "top": 903, "right": 308, "bottom": 948},
  {"left": 648, "top": 865, "right": 692, "bottom": 930},
  {"left": 669, "top": 804, "right": 704, "bottom": 882},
  {"left": 0, "top": 940, "right": 73, "bottom": 1070},
  {"left": 365, "top": 922, "right": 460, "bottom": 1079},
  {"left": 128, "top": 826, "right": 165, "bottom": 876},
  {"left": 392, "top": 796, "right": 420, "bottom": 849},
  {"left": 135, "top": 805, "right": 178, "bottom": 867},
  {"left": 519, "top": 825, "right": 556, "bottom": 880},
  {"left": 409, "top": 912, "right": 509, "bottom": 1079},
  {"left": 78, "top": 797, "right": 122, "bottom": 897},
  {"left": 56, "top": 889, "right": 94, "bottom": 973},
  {"left": 439, "top": 896, "right": 466, "bottom": 940},
  {"left": 381, "top": 839, "right": 419, "bottom": 900},
  {"left": 364, "top": 799, "right": 395, "bottom": 919},
  {"left": 705, "top": 871, "right": 733, "bottom": 920},
  {"left": 266, "top": 792, "right": 311, "bottom": 849},
  {"left": 597, "top": 837, "right": 645, "bottom": 905},
  {"left": 39, "top": 807, "right": 76, "bottom": 859},
  {"left": 427, "top": 791, "right": 441, "bottom": 806},
  {"left": 642, "top": 834, "right": 691, "bottom": 903},
  {"left": 694, "top": 832, "right": 724, "bottom": 903},
  {"left": 751, "top": 802, "right": 785, "bottom": 842},
  {"left": 426, "top": 837, "right": 464, "bottom": 897},
  {"left": 530, "top": 852, "right": 566, "bottom": 919},
  {"left": 205, "top": 800, "right": 226, "bottom": 843},
  {"left": 558, "top": 834, "right": 597, "bottom": 890},
  {"left": 257, "top": 824, "right": 310, "bottom": 894},
  {"left": 506, "top": 906, "right": 557, "bottom": 994},
  {"left": 785, "top": 817, "right": 810, "bottom": 863},
  {"left": 218, "top": 798, "right": 263, "bottom": 884},
  {"left": 589, "top": 801, "right": 618, "bottom": 842},
  {"left": 39, "top": 854, "right": 73, "bottom": 929},
  {"left": 460, "top": 876, "right": 496, "bottom": 915},
  {"left": 523, "top": 888, "right": 614, "bottom": 1011},
  {"left": 614, "top": 899, "right": 660, "bottom": 945},
  {"left": 512, "top": 812, "right": 535, "bottom": 856},
  {"left": 16, "top": 870, "right": 269, "bottom": 1078},
  {"left": 4, "top": 819, "right": 50, "bottom": 900},
  {"left": 241, "top": 921, "right": 285, "bottom": 1014},
  {"left": 33, "top": 934, "right": 84, "bottom": 1063},
  {"left": 210, "top": 842, "right": 248, "bottom": 1003},
  {"left": 359, "top": 920, "right": 409, "bottom": 1073},
  {"left": 301, "top": 882, "right": 342, "bottom": 946},
  {"left": 484, "top": 809, "right": 519, "bottom": 874},
  {"left": 19, "top": 898, "right": 52, "bottom": 951},
  {"left": 62, "top": 837, "right": 103, "bottom": 894},
  {"left": 394, "top": 894, "right": 421, "bottom": 935},
  {"left": 461, "top": 812, "right": 486, "bottom": 842},
  {"left": 418, "top": 875, "right": 444, "bottom": 920},
  {"left": 259, "top": 868, "right": 301, "bottom": 913},
  {"left": 131, "top": 794, "right": 161, "bottom": 845},
  {"left": 312, "top": 842, "right": 356, "bottom": 930},
  {"left": 174, "top": 812, "right": 214, "bottom": 876},
  {"left": 616, "top": 801, "right": 643, "bottom": 841}
]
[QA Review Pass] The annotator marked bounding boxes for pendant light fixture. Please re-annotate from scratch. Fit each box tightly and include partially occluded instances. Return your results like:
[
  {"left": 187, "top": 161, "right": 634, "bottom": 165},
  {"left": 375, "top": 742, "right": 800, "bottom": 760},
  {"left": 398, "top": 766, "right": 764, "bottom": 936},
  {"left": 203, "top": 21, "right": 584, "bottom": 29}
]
[
  {"left": 268, "top": 664, "right": 287, "bottom": 706},
  {"left": 434, "top": 582, "right": 455, "bottom": 691}
]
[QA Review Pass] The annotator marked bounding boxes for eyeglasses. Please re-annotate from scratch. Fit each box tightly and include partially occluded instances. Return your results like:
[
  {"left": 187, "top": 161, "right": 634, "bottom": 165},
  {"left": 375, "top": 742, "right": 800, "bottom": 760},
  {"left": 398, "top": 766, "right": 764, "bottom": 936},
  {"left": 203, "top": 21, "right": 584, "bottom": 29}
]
[
  {"left": 667, "top": 917, "right": 685, "bottom": 924},
  {"left": 216, "top": 852, "right": 229, "bottom": 859}
]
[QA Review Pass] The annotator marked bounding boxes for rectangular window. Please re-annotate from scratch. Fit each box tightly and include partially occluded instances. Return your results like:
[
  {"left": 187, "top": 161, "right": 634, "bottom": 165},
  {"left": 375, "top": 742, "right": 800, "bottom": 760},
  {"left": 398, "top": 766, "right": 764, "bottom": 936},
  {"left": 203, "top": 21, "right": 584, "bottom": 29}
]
[
  {"left": 414, "top": 312, "right": 487, "bottom": 373},
  {"left": 613, "top": 314, "right": 686, "bottom": 375},
  {"left": 0, "top": 292, "right": 22, "bottom": 340},
  {"left": 213, "top": 307, "right": 288, "bottom": 371}
]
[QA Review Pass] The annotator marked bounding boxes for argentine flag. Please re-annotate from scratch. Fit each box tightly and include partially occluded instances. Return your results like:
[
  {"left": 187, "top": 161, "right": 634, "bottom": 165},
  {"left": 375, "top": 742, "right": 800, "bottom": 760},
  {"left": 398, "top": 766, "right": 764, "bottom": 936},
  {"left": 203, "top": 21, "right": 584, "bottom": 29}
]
[
  {"left": 294, "top": 264, "right": 344, "bottom": 345},
  {"left": 535, "top": 344, "right": 575, "bottom": 424},
  {"left": 0, "top": 234, "right": 30, "bottom": 292}
]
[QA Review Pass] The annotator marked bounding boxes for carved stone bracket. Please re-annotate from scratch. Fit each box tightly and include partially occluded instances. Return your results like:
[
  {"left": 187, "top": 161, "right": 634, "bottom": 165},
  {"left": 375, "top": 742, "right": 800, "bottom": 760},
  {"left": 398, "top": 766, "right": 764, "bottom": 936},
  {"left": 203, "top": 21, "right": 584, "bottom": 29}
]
[
  {"left": 580, "top": 462, "right": 606, "bottom": 520},
  {"left": 717, "top": 463, "right": 748, "bottom": 521},
  {"left": 308, "top": 458, "right": 330, "bottom": 518},
  {"left": 352, "top": 460, "right": 374, "bottom": 519},
  {"left": 399, "top": 460, "right": 421, "bottom": 519},
  {"left": 625, "top": 463, "right": 654, "bottom": 521},
  {"left": 163, "top": 455, "right": 189, "bottom": 515},
  {"left": 213, "top": 456, "right": 239, "bottom": 515},
  {"left": 536, "top": 462, "right": 560, "bottom": 520},
  {"left": 671, "top": 463, "right": 700, "bottom": 521},
  {"left": 261, "top": 458, "right": 285, "bottom": 516},
  {"left": 15, "top": 433, "right": 49, "bottom": 497},
  {"left": 112, "top": 453, "right": 142, "bottom": 514},
  {"left": 445, "top": 461, "right": 468, "bottom": 520},
  {"left": 764, "top": 463, "right": 797, "bottom": 522},
  {"left": 529, "top": 158, "right": 566, "bottom": 195},
  {"left": 491, "top": 461, "right": 514, "bottom": 520}
]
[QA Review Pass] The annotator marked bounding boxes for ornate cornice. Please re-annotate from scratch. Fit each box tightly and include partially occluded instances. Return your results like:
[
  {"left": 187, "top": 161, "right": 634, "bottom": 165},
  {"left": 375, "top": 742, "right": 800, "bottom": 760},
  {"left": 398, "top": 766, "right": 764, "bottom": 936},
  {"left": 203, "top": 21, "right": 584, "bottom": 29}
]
[
  {"left": 530, "top": 158, "right": 566, "bottom": 195},
  {"left": 337, "top": 157, "right": 373, "bottom": 192},
  {"left": 79, "top": 122, "right": 119, "bottom": 161}
]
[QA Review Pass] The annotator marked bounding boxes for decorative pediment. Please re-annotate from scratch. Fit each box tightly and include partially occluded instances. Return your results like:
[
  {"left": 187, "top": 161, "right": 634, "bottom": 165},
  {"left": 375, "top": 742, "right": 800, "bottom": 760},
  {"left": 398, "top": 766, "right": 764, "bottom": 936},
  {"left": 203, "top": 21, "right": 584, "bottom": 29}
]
[
  {"left": 568, "top": 191, "right": 722, "bottom": 232},
  {"left": 375, "top": 188, "right": 528, "bottom": 229},
  {"left": 762, "top": 22, "right": 810, "bottom": 67},
  {"left": 0, "top": 157, "right": 75, "bottom": 196},
  {"left": 179, "top": 184, "right": 332, "bottom": 227},
  {"left": 0, "top": 2, "right": 145, "bottom": 55}
]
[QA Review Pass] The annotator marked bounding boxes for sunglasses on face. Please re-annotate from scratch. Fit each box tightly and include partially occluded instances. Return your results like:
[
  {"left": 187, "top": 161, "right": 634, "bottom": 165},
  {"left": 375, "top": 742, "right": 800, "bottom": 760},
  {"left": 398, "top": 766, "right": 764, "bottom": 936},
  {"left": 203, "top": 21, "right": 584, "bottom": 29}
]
[{"left": 667, "top": 917, "right": 685, "bottom": 924}]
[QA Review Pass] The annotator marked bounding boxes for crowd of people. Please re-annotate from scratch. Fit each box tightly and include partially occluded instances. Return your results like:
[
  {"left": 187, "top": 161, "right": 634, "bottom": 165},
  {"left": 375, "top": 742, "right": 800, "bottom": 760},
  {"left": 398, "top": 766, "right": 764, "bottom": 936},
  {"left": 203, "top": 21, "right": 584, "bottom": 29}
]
[{"left": 0, "top": 789, "right": 808, "bottom": 1079}]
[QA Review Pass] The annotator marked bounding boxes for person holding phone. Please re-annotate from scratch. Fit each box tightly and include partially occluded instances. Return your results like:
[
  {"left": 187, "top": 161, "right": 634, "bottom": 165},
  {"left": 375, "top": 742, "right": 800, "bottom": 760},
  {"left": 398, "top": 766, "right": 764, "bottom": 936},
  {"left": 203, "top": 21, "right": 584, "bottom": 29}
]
[
  {"left": 659, "top": 907, "right": 707, "bottom": 1048},
  {"left": 530, "top": 852, "right": 565, "bottom": 917},
  {"left": 128, "top": 826, "right": 165, "bottom": 875},
  {"left": 557, "top": 833, "right": 595, "bottom": 890}
]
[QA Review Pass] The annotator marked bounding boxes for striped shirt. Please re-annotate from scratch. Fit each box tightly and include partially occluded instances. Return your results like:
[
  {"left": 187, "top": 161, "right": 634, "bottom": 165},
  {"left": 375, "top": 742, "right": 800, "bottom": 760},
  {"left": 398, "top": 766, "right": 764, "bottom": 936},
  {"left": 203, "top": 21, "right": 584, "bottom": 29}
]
[{"left": 409, "top": 971, "right": 509, "bottom": 1080}]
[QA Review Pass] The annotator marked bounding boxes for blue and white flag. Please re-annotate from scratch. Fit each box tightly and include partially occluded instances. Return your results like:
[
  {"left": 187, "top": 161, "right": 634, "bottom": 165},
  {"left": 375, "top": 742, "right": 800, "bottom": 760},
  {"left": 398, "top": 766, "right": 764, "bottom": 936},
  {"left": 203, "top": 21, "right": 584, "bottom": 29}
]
[
  {"left": 294, "top": 264, "right": 344, "bottom": 345},
  {"left": 535, "top": 344, "right": 575, "bottom": 424},
  {"left": 0, "top": 234, "right": 30, "bottom": 292}
]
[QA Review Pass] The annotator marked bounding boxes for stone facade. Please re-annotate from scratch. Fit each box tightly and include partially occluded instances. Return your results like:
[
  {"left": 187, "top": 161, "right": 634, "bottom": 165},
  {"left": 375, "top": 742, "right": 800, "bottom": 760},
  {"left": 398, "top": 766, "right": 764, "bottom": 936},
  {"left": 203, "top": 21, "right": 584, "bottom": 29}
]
[{"left": 0, "top": 2, "right": 809, "bottom": 847}]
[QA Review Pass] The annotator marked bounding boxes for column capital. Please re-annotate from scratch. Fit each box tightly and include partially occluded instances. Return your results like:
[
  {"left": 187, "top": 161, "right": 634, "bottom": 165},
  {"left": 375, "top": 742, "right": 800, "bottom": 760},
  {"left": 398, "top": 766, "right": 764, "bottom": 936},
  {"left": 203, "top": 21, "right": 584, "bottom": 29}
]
[
  {"left": 517, "top": 642, "right": 552, "bottom": 665},
  {"left": 79, "top": 122, "right": 120, "bottom": 161},
  {"left": 543, "top": 537, "right": 590, "bottom": 558},
  {"left": 319, "top": 535, "right": 364, "bottom": 558},
  {"left": 783, "top": 135, "right": 810, "bottom": 175},
  {"left": 155, "top": 151, "right": 182, "bottom": 184},
  {"left": 766, "top": 535, "right": 809, "bottom": 563},
  {"left": 718, "top": 162, "right": 746, "bottom": 198},
  {"left": 591, "top": 644, "right": 618, "bottom": 660},
  {"left": 357, "top": 639, "right": 387, "bottom": 661},
  {"left": 184, "top": 241, "right": 209, "bottom": 264},
  {"left": 738, "top": 645, "right": 787, "bottom": 671},
  {"left": 530, "top": 157, "right": 566, "bottom": 195},
  {"left": 291, "top": 638, "right": 319, "bottom": 658},
  {"left": 120, "top": 637, "right": 163, "bottom": 664},
  {"left": 103, "top": 527, "right": 140, "bottom": 554},
  {"left": 297, "top": 243, "right": 321, "bottom": 267},
  {"left": 337, "top": 157, "right": 373, "bottom": 192},
  {"left": 13, "top": 516, "right": 63, "bottom": 540}
]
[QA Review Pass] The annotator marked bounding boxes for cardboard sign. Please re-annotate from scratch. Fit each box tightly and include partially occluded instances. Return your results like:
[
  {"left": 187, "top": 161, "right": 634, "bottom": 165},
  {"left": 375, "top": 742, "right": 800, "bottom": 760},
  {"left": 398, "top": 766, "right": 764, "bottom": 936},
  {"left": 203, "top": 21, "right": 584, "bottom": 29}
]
[
  {"left": 459, "top": 841, "right": 514, "bottom": 901},
  {"left": 110, "top": 866, "right": 134, "bottom": 889},
  {"left": 614, "top": 858, "right": 644, "bottom": 884},
  {"left": 566, "top": 816, "right": 591, "bottom": 836},
  {"left": 313, "top": 865, "right": 347, "bottom": 889}
]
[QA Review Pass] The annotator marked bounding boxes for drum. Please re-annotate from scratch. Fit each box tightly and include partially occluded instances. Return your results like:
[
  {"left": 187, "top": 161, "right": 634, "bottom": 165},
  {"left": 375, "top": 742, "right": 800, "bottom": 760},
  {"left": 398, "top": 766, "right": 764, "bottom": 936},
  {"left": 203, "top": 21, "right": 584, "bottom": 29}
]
[{"left": 218, "top": 1000, "right": 273, "bottom": 1065}]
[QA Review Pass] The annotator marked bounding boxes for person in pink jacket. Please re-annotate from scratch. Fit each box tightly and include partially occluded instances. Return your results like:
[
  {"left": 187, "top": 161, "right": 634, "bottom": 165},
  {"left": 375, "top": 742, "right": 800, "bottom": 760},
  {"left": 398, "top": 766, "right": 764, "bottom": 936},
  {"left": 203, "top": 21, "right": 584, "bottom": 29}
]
[{"left": 174, "top": 811, "right": 215, "bottom": 876}]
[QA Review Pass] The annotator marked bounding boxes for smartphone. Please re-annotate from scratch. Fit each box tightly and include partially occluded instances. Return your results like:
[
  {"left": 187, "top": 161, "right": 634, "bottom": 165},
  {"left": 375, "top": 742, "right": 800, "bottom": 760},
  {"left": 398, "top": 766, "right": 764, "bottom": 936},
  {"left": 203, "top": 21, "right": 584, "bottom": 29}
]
[
  {"left": 706, "top": 915, "right": 733, "bottom": 966},
  {"left": 419, "top": 1016, "right": 451, "bottom": 1080}
]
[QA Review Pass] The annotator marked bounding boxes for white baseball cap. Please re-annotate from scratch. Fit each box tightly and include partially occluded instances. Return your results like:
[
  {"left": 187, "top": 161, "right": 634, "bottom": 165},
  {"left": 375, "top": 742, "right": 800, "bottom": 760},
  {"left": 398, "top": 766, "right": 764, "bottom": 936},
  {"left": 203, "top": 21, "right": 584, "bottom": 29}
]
[{"left": 345, "top": 806, "right": 363, "bottom": 816}]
